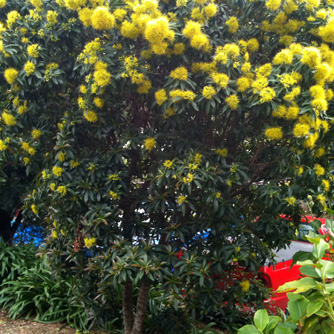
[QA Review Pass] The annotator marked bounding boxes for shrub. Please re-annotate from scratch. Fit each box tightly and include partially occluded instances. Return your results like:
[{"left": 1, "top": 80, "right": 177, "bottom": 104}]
[{"left": 1, "top": 0, "right": 334, "bottom": 332}]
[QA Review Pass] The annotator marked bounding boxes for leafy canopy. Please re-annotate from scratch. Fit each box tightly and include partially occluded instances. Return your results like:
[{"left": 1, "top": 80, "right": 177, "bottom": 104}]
[{"left": 0, "top": 0, "right": 334, "bottom": 326}]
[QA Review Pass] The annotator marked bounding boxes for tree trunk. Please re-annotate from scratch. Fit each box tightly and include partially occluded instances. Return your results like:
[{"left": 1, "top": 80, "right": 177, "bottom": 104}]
[
  {"left": 123, "top": 279, "right": 134, "bottom": 334},
  {"left": 122, "top": 278, "right": 151, "bottom": 334},
  {"left": 131, "top": 279, "right": 150, "bottom": 334}
]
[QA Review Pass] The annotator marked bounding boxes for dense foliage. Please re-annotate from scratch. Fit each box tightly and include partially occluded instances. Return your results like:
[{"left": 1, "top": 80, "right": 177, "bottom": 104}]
[
  {"left": 239, "top": 218, "right": 334, "bottom": 334},
  {"left": 1, "top": 0, "right": 334, "bottom": 331}
]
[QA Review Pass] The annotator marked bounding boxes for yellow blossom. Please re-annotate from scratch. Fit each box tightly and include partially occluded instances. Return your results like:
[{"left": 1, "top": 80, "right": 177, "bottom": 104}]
[
  {"left": 237, "top": 77, "right": 251, "bottom": 92},
  {"left": 84, "top": 237, "right": 96, "bottom": 248},
  {"left": 216, "top": 148, "right": 228, "bottom": 157},
  {"left": 2, "top": 112, "right": 16, "bottom": 126},
  {"left": 164, "top": 160, "right": 173, "bottom": 168},
  {"left": 144, "top": 137, "right": 156, "bottom": 151},
  {"left": 91, "top": 6, "right": 115, "bottom": 30},
  {"left": 24, "top": 61, "right": 36, "bottom": 76},
  {"left": 170, "top": 89, "right": 196, "bottom": 102},
  {"left": 0, "top": 140, "right": 7, "bottom": 151},
  {"left": 265, "top": 127, "right": 283, "bottom": 140},
  {"left": 31, "top": 204, "right": 38, "bottom": 214},
  {"left": 183, "top": 173, "right": 194, "bottom": 183},
  {"left": 211, "top": 73, "right": 229, "bottom": 88},
  {"left": 94, "top": 69, "right": 111, "bottom": 87},
  {"left": 177, "top": 195, "right": 186, "bottom": 204},
  {"left": 293, "top": 123, "right": 310, "bottom": 137},
  {"left": 225, "top": 95, "right": 239, "bottom": 110},
  {"left": 27, "top": 44, "right": 40, "bottom": 58},
  {"left": 70, "top": 160, "right": 80, "bottom": 168},
  {"left": 4, "top": 68, "right": 18, "bottom": 84},
  {"left": 170, "top": 67, "right": 188, "bottom": 81},
  {"left": 52, "top": 166, "right": 64, "bottom": 177},
  {"left": 314, "top": 164, "right": 325, "bottom": 176},
  {"left": 301, "top": 47, "right": 321, "bottom": 68},
  {"left": 226, "top": 16, "right": 239, "bottom": 33},
  {"left": 240, "top": 280, "right": 250, "bottom": 292},
  {"left": 286, "top": 197, "right": 296, "bottom": 205},
  {"left": 202, "top": 86, "right": 216, "bottom": 99},
  {"left": 84, "top": 110, "right": 98, "bottom": 122},
  {"left": 47, "top": 10, "right": 58, "bottom": 24},
  {"left": 155, "top": 89, "right": 168, "bottom": 105},
  {"left": 247, "top": 38, "right": 259, "bottom": 52},
  {"left": 322, "top": 179, "right": 330, "bottom": 191},
  {"left": 109, "top": 191, "right": 119, "bottom": 199},
  {"left": 273, "top": 49, "right": 293, "bottom": 66},
  {"left": 56, "top": 185, "right": 67, "bottom": 195}
]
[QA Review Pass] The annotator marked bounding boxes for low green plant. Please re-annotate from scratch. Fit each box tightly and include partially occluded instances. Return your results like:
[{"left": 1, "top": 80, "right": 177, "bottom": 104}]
[
  {"left": 0, "top": 256, "right": 88, "bottom": 329},
  {"left": 238, "top": 218, "right": 334, "bottom": 334},
  {"left": 0, "top": 239, "right": 38, "bottom": 283}
]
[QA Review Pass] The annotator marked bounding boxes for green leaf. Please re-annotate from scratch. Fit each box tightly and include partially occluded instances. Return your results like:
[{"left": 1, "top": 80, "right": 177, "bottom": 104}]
[
  {"left": 254, "top": 309, "right": 269, "bottom": 332},
  {"left": 266, "top": 316, "right": 281, "bottom": 331},
  {"left": 312, "top": 239, "right": 329, "bottom": 259},
  {"left": 288, "top": 295, "right": 308, "bottom": 323},
  {"left": 274, "top": 327, "right": 295, "bottom": 334},
  {"left": 306, "top": 301, "right": 323, "bottom": 317},
  {"left": 299, "top": 265, "right": 320, "bottom": 278},
  {"left": 319, "top": 259, "right": 334, "bottom": 280},
  {"left": 278, "top": 277, "right": 319, "bottom": 294},
  {"left": 237, "top": 325, "right": 261, "bottom": 334},
  {"left": 292, "top": 251, "right": 314, "bottom": 266}
]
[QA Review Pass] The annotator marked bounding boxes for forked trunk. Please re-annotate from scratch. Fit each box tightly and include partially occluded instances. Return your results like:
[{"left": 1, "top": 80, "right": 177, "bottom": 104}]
[{"left": 122, "top": 278, "right": 151, "bottom": 334}]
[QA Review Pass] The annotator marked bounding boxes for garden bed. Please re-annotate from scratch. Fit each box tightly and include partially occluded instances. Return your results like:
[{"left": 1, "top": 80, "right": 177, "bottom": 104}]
[{"left": 0, "top": 310, "right": 106, "bottom": 334}]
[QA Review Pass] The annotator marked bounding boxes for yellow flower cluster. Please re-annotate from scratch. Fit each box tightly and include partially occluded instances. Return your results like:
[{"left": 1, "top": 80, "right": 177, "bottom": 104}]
[
  {"left": 84, "top": 110, "right": 98, "bottom": 122},
  {"left": 177, "top": 195, "right": 186, "bottom": 204},
  {"left": 21, "top": 142, "right": 36, "bottom": 155},
  {"left": 170, "top": 89, "right": 196, "bottom": 101},
  {"left": 31, "top": 204, "right": 38, "bottom": 214},
  {"left": 226, "top": 16, "right": 239, "bottom": 33},
  {"left": 155, "top": 89, "right": 168, "bottom": 105},
  {"left": 121, "top": 56, "right": 151, "bottom": 94},
  {"left": 24, "top": 61, "right": 36, "bottom": 76},
  {"left": 109, "top": 190, "right": 120, "bottom": 199},
  {"left": 27, "top": 44, "right": 40, "bottom": 58},
  {"left": 56, "top": 185, "right": 67, "bottom": 195},
  {"left": 0, "top": 140, "right": 7, "bottom": 151},
  {"left": 237, "top": 77, "right": 251, "bottom": 92},
  {"left": 93, "top": 61, "right": 111, "bottom": 87},
  {"left": 225, "top": 95, "right": 239, "bottom": 110},
  {"left": 170, "top": 67, "right": 188, "bottom": 81},
  {"left": 285, "top": 197, "right": 296, "bottom": 205},
  {"left": 84, "top": 237, "right": 97, "bottom": 248},
  {"left": 163, "top": 160, "right": 173, "bottom": 168},
  {"left": 202, "top": 86, "right": 216, "bottom": 99},
  {"left": 240, "top": 280, "right": 250, "bottom": 292},
  {"left": 52, "top": 166, "right": 64, "bottom": 177},
  {"left": 314, "top": 164, "right": 325, "bottom": 176},
  {"left": 2, "top": 111, "right": 16, "bottom": 126},
  {"left": 144, "top": 137, "right": 156, "bottom": 151},
  {"left": 91, "top": 6, "right": 115, "bottom": 30},
  {"left": 7, "top": 10, "right": 21, "bottom": 28},
  {"left": 265, "top": 127, "right": 283, "bottom": 140},
  {"left": 216, "top": 148, "right": 228, "bottom": 157},
  {"left": 47, "top": 10, "right": 58, "bottom": 24},
  {"left": 183, "top": 20, "right": 211, "bottom": 53},
  {"left": 4, "top": 68, "right": 18, "bottom": 84}
]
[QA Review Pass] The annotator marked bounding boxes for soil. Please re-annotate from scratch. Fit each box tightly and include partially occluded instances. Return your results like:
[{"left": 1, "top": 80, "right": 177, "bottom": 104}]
[{"left": 0, "top": 310, "right": 106, "bottom": 334}]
